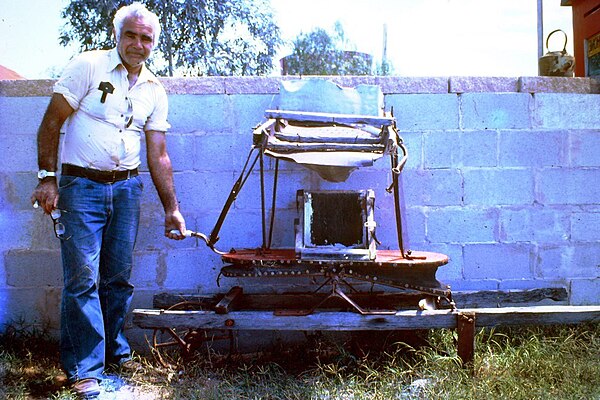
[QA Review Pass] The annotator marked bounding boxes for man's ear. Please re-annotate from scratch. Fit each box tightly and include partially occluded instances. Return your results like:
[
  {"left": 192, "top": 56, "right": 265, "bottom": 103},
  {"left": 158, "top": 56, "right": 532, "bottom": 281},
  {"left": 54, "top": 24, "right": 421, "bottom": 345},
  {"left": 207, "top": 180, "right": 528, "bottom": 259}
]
[{"left": 112, "top": 28, "right": 117, "bottom": 43}]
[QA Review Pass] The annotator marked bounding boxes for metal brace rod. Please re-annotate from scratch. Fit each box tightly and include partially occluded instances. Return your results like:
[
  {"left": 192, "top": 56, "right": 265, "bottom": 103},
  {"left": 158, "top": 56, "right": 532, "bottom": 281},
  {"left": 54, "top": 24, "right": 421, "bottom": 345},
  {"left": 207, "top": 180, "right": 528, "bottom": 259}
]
[{"left": 275, "top": 276, "right": 397, "bottom": 316}]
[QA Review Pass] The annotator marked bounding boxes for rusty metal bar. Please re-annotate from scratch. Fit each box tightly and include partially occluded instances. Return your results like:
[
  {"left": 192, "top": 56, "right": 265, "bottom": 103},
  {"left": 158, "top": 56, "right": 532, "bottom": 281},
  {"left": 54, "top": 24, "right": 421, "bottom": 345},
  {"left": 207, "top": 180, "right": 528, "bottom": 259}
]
[
  {"left": 267, "top": 159, "right": 279, "bottom": 249},
  {"left": 207, "top": 147, "right": 260, "bottom": 248},
  {"left": 457, "top": 311, "right": 476, "bottom": 367}
]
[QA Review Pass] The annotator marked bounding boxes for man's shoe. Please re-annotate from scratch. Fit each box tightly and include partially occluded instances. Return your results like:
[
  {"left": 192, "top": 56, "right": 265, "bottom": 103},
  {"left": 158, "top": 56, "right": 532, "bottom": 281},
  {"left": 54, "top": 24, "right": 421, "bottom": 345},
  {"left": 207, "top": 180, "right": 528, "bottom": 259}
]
[
  {"left": 72, "top": 378, "right": 101, "bottom": 398},
  {"left": 53, "top": 371, "right": 68, "bottom": 388},
  {"left": 106, "top": 358, "right": 144, "bottom": 374},
  {"left": 119, "top": 359, "right": 143, "bottom": 373}
]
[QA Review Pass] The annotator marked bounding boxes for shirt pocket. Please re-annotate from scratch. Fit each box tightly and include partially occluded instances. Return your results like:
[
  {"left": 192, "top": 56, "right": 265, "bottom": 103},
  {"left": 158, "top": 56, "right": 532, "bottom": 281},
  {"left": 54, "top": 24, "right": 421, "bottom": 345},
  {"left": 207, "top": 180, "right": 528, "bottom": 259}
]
[{"left": 80, "top": 82, "right": 129, "bottom": 127}]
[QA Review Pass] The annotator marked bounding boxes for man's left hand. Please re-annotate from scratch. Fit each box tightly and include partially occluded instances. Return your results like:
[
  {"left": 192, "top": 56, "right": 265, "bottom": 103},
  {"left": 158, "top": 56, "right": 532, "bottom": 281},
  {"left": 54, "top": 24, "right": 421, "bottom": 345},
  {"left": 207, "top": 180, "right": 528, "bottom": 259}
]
[{"left": 164, "top": 210, "right": 186, "bottom": 240}]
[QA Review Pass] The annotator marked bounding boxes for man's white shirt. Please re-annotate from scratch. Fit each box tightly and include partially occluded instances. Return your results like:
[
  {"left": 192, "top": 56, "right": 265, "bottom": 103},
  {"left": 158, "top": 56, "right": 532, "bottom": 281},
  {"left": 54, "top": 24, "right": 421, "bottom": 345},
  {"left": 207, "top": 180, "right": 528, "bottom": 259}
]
[{"left": 54, "top": 48, "right": 170, "bottom": 171}]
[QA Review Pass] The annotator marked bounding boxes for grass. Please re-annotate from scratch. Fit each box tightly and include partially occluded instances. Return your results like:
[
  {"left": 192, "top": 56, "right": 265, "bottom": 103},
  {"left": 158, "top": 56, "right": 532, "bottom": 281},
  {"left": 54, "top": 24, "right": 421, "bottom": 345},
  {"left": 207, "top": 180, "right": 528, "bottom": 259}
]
[{"left": 1, "top": 322, "right": 599, "bottom": 399}]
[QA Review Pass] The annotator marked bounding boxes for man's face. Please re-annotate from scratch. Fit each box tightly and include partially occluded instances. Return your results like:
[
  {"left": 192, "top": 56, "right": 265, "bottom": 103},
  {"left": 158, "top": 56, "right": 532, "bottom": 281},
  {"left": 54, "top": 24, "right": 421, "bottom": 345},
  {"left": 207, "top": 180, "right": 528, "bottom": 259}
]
[{"left": 116, "top": 16, "right": 155, "bottom": 70}]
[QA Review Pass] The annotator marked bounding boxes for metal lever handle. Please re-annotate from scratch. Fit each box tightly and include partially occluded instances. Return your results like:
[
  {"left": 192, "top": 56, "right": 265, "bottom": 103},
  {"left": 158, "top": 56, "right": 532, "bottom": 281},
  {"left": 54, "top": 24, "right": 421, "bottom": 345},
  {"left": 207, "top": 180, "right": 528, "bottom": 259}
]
[
  {"left": 170, "top": 229, "right": 192, "bottom": 238},
  {"left": 169, "top": 230, "right": 225, "bottom": 255}
]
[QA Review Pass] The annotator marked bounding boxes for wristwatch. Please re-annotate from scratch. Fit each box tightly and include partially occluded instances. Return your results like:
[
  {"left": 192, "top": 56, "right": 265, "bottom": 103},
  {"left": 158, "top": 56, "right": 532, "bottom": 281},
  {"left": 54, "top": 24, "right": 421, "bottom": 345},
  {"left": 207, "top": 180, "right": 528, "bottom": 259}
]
[{"left": 37, "top": 169, "right": 56, "bottom": 180}]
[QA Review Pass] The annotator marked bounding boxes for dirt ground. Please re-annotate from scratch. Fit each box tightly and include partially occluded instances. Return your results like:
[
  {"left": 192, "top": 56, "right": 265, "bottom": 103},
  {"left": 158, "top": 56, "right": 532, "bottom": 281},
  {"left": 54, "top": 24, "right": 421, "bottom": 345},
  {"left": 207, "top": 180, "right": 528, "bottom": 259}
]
[{"left": 96, "top": 375, "right": 169, "bottom": 399}]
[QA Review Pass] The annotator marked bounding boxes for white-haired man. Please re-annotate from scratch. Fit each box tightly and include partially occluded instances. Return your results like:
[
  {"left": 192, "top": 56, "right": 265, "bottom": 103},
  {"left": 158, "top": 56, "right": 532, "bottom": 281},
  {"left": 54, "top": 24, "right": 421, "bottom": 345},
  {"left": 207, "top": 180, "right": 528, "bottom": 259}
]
[{"left": 31, "top": 2, "right": 185, "bottom": 397}]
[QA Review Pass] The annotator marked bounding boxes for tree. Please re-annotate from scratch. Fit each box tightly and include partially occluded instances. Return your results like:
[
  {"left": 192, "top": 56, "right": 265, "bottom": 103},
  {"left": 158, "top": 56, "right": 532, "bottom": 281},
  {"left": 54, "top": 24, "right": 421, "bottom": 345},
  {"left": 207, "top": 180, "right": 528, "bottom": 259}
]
[
  {"left": 375, "top": 59, "right": 394, "bottom": 76},
  {"left": 282, "top": 22, "right": 373, "bottom": 76},
  {"left": 59, "top": 0, "right": 282, "bottom": 76}
]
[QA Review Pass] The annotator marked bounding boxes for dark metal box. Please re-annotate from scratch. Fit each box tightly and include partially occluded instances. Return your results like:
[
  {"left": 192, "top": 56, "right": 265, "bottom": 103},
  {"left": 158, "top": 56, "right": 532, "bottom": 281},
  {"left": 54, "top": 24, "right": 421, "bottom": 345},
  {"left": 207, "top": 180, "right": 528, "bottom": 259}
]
[{"left": 295, "top": 189, "right": 376, "bottom": 261}]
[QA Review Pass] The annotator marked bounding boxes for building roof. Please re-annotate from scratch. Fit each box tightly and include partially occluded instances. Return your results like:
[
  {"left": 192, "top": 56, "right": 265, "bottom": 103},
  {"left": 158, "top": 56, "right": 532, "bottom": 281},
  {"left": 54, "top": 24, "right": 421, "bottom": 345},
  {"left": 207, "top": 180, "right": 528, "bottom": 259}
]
[{"left": 0, "top": 65, "right": 25, "bottom": 80}]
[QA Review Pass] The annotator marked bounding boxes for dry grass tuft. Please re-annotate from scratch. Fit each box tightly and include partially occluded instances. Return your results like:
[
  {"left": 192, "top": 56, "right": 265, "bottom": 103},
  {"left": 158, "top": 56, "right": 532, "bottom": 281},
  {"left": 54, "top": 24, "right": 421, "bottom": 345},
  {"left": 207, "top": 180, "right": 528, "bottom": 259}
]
[{"left": 1, "top": 322, "right": 599, "bottom": 399}]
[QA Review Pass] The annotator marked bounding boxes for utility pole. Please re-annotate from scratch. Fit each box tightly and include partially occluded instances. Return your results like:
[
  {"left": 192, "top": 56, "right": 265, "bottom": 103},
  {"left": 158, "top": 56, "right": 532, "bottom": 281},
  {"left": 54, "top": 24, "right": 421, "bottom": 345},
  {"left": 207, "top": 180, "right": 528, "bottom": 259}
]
[
  {"left": 537, "top": 0, "right": 544, "bottom": 74},
  {"left": 382, "top": 23, "right": 388, "bottom": 75}
]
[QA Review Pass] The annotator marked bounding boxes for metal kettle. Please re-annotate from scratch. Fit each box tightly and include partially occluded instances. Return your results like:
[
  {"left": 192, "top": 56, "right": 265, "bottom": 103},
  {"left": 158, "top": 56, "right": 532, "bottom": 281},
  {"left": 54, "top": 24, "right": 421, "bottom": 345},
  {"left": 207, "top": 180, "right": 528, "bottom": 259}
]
[{"left": 539, "top": 29, "right": 575, "bottom": 77}]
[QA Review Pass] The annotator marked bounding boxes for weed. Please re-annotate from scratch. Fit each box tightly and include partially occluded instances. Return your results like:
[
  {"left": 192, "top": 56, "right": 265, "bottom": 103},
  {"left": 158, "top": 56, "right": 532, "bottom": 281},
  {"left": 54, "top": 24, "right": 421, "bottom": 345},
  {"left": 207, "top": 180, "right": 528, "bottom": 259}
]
[{"left": 1, "top": 322, "right": 599, "bottom": 399}]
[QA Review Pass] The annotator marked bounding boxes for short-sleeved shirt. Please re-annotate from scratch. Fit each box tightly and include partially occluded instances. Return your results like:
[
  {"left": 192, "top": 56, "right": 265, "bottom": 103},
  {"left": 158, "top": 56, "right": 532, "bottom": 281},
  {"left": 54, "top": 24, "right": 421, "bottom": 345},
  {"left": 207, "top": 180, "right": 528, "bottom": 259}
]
[{"left": 54, "top": 48, "right": 170, "bottom": 171}]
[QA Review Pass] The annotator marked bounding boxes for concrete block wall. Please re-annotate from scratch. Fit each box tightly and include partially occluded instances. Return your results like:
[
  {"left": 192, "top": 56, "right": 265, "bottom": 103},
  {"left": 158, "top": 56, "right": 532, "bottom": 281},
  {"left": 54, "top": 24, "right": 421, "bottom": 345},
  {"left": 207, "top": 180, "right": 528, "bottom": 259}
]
[{"left": 1, "top": 76, "right": 599, "bottom": 343}]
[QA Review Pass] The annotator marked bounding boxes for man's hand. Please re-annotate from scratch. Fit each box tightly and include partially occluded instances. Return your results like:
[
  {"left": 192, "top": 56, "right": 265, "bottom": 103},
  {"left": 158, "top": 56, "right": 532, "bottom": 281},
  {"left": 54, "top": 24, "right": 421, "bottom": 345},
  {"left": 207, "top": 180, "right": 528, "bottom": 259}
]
[
  {"left": 164, "top": 209, "right": 187, "bottom": 240},
  {"left": 33, "top": 93, "right": 73, "bottom": 214},
  {"left": 31, "top": 179, "right": 59, "bottom": 214}
]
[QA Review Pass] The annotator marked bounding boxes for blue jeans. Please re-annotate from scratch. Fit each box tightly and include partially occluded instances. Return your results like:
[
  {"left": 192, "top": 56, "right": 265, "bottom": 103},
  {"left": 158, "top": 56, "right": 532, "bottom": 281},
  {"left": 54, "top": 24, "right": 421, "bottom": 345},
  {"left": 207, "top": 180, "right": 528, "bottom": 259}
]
[{"left": 57, "top": 174, "right": 143, "bottom": 382}]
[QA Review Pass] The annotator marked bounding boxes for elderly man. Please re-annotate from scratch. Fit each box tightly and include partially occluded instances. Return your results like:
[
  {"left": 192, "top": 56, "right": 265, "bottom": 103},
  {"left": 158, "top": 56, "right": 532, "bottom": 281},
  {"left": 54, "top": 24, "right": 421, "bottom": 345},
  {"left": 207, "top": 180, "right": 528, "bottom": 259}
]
[{"left": 31, "top": 2, "right": 185, "bottom": 397}]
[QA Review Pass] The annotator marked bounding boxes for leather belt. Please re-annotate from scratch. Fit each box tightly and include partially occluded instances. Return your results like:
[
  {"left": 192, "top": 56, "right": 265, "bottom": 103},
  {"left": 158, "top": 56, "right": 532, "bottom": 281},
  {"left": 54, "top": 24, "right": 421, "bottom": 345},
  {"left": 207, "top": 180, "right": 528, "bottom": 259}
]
[{"left": 61, "top": 164, "right": 139, "bottom": 184}]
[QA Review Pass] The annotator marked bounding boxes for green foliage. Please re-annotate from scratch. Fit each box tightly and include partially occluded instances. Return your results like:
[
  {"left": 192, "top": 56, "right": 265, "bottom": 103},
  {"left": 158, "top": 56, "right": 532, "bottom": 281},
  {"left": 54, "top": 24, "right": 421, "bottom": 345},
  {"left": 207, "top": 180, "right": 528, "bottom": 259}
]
[
  {"left": 419, "top": 324, "right": 600, "bottom": 400},
  {"left": 59, "top": 0, "right": 282, "bottom": 76},
  {"left": 283, "top": 22, "right": 374, "bottom": 76},
  {"left": 1, "top": 323, "right": 599, "bottom": 399},
  {"left": 376, "top": 59, "right": 394, "bottom": 76},
  {"left": 0, "top": 323, "right": 67, "bottom": 399}
]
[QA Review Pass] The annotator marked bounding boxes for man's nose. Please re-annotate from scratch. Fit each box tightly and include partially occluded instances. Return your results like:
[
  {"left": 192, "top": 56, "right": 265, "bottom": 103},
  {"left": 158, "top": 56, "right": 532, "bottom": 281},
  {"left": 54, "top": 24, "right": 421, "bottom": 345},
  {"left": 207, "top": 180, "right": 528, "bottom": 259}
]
[{"left": 131, "top": 36, "right": 142, "bottom": 48}]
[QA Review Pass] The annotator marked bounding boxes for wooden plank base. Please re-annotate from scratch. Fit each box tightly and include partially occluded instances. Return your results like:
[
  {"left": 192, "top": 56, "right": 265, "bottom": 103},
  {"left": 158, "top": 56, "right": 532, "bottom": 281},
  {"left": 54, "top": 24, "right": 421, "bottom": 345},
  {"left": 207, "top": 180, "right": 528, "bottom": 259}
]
[
  {"left": 134, "top": 305, "right": 600, "bottom": 331},
  {"left": 152, "top": 287, "right": 569, "bottom": 310},
  {"left": 133, "top": 305, "right": 600, "bottom": 365}
]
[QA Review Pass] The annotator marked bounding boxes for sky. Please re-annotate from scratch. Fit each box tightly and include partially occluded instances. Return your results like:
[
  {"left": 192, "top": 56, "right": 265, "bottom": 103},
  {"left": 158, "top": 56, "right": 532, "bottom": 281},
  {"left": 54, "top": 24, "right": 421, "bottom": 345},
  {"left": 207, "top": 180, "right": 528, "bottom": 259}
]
[{"left": 0, "top": 0, "right": 574, "bottom": 79}]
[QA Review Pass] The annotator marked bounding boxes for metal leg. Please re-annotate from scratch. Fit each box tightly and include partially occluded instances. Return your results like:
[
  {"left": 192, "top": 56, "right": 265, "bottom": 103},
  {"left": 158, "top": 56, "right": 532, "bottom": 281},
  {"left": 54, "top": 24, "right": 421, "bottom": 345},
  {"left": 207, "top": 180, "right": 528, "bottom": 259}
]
[
  {"left": 275, "top": 275, "right": 397, "bottom": 316},
  {"left": 457, "top": 311, "right": 476, "bottom": 368}
]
